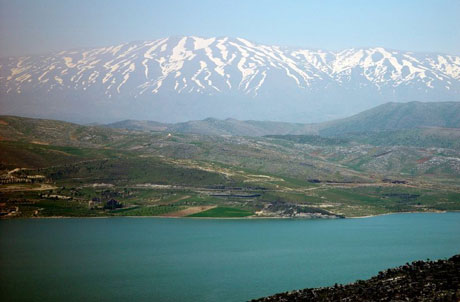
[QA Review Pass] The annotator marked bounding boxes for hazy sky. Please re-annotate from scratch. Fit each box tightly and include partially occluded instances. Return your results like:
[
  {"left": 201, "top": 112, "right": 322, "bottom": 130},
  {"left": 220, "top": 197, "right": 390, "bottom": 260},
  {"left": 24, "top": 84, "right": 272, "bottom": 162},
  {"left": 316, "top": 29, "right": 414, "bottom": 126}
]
[{"left": 1, "top": 0, "right": 459, "bottom": 57}]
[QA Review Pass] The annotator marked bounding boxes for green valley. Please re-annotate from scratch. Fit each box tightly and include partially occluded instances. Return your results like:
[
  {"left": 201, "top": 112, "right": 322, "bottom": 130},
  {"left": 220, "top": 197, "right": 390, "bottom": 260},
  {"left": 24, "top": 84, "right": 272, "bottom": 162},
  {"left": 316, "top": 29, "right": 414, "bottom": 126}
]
[{"left": 1, "top": 102, "right": 459, "bottom": 219}]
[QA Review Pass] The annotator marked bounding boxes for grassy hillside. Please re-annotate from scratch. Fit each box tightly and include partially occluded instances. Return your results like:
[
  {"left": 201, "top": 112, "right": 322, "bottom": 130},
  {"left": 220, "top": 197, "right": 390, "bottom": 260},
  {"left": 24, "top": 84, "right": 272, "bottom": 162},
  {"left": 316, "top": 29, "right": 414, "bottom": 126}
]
[
  {"left": 265, "top": 135, "right": 350, "bottom": 146},
  {"left": 0, "top": 141, "right": 121, "bottom": 169},
  {"left": 344, "top": 127, "right": 460, "bottom": 149},
  {"left": 318, "top": 101, "right": 460, "bottom": 136},
  {"left": 104, "top": 102, "right": 460, "bottom": 138},
  {"left": 106, "top": 120, "right": 169, "bottom": 132},
  {"left": 170, "top": 118, "right": 318, "bottom": 136},
  {"left": 107, "top": 117, "right": 317, "bottom": 136},
  {"left": 1, "top": 113, "right": 459, "bottom": 219},
  {"left": 0, "top": 115, "right": 130, "bottom": 147}
]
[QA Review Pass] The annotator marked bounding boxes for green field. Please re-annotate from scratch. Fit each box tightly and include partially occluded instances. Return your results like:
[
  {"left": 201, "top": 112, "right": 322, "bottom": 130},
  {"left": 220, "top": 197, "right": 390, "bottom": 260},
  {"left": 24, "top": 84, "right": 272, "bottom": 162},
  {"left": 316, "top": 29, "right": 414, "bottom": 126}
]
[
  {"left": 188, "top": 207, "right": 254, "bottom": 217},
  {"left": 115, "top": 205, "right": 185, "bottom": 216}
]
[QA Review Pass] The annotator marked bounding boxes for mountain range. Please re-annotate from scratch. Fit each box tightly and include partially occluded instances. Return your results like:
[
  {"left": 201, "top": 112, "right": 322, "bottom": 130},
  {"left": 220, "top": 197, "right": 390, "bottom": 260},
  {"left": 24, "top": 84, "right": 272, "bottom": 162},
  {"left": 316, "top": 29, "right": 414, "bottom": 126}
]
[
  {"left": 106, "top": 101, "right": 460, "bottom": 137},
  {"left": 1, "top": 36, "right": 460, "bottom": 123}
]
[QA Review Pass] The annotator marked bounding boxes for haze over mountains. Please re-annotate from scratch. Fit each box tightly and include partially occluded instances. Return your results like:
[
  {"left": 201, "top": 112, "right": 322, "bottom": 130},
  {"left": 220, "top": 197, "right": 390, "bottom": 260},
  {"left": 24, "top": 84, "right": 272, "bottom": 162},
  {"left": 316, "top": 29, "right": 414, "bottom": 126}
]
[
  {"left": 1, "top": 36, "right": 459, "bottom": 123},
  {"left": 106, "top": 102, "right": 460, "bottom": 137}
]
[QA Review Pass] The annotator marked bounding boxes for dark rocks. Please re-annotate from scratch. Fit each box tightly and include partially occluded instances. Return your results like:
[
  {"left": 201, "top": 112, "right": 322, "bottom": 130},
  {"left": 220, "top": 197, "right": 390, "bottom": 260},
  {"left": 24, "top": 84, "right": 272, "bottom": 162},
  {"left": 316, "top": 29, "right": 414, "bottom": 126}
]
[
  {"left": 250, "top": 254, "right": 460, "bottom": 302},
  {"left": 104, "top": 199, "right": 122, "bottom": 210},
  {"left": 382, "top": 178, "right": 408, "bottom": 184},
  {"left": 211, "top": 194, "right": 262, "bottom": 198},
  {"left": 383, "top": 193, "right": 420, "bottom": 200},
  {"left": 307, "top": 179, "right": 321, "bottom": 184}
]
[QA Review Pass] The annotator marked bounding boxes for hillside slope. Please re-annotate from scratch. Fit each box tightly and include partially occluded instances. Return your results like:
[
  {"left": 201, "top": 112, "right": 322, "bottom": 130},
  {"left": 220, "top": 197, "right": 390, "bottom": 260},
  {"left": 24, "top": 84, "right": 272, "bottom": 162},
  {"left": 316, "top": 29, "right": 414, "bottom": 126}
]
[
  {"left": 105, "top": 102, "right": 460, "bottom": 138},
  {"left": 252, "top": 254, "right": 460, "bottom": 302},
  {"left": 106, "top": 118, "right": 317, "bottom": 136},
  {"left": 1, "top": 114, "right": 460, "bottom": 219},
  {"left": 0, "top": 115, "right": 129, "bottom": 147},
  {"left": 319, "top": 101, "right": 460, "bottom": 136}
]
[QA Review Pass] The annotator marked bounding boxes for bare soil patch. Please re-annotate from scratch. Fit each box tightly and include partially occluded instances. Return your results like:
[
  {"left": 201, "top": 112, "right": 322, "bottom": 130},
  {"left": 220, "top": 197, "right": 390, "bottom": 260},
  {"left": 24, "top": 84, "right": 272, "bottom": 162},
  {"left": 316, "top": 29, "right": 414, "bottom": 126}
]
[{"left": 162, "top": 205, "right": 216, "bottom": 217}]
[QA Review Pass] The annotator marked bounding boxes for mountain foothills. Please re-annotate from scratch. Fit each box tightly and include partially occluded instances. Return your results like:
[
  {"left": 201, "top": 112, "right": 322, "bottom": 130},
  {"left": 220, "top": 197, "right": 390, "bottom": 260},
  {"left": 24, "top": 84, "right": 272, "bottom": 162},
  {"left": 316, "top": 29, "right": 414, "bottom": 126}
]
[
  {"left": 106, "top": 101, "right": 460, "bottom": 137},
  {"left": 1, "top": 102, "right": 459, "bottom": 219},
  {"left": 1, "top": 36, "right": 460, "bottom": 123}
]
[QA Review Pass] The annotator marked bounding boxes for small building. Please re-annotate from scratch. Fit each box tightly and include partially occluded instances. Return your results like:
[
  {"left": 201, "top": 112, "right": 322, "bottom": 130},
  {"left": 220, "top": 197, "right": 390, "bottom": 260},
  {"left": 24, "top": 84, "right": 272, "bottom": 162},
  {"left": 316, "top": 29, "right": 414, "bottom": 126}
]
[{"left": 104, "top": 199, "right": 122, "bottom": 210}]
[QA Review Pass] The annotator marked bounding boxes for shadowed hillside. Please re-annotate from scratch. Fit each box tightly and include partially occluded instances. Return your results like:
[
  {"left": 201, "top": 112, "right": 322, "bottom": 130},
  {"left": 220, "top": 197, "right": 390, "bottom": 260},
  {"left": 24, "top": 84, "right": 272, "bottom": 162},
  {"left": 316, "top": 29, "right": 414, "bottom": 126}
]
[
  {"left": 251, "top": 254, "right": 460, "bottom": 302},
  {"left": 107, "top": 118, "right": 317, "bottom": 137},
  {"left": 318, "top": 101, "right": 460, "bottom": 136},
  {"left": 105, "top": 102, "right": 460, "bottom": 138}
]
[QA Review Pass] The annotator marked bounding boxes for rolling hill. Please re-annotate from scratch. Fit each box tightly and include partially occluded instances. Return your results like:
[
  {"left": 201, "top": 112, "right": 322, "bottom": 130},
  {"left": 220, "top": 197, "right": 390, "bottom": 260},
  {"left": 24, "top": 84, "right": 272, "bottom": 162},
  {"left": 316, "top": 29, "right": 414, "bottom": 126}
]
[
  {"left": 318, "top": 101, "right": 460, "bottom": 136},
  {"left": 106, "top": 117, "right": 317, "bottom": 136},
  {"left": 1, "top": 112, "right": 459, "bottom": 219},
  {"left": 105, "top": 102, "right": 460, "bottom": 139}
]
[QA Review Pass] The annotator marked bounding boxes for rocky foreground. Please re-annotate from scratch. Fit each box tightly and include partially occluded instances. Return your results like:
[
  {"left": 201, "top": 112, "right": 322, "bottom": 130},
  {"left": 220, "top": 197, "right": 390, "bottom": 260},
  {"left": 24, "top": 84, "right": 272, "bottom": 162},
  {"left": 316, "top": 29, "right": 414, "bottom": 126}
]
[{"left": 251, "top": 254, "right": 460, "bottom": 302}]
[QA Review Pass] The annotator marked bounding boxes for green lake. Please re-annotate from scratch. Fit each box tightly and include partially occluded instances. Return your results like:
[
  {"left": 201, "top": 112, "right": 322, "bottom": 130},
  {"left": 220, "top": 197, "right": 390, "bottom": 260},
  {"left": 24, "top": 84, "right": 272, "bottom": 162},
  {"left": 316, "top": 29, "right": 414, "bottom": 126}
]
[{"left": 1, "top": 213, "right": 460, "bottom": 301}]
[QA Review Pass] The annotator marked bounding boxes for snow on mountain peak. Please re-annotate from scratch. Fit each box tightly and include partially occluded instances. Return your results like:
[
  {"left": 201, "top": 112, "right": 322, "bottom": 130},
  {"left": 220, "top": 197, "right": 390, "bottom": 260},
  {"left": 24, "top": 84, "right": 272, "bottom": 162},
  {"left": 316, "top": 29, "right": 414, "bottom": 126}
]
[{"left": 1, "top": 35, "right": 459, "bottom": 99}]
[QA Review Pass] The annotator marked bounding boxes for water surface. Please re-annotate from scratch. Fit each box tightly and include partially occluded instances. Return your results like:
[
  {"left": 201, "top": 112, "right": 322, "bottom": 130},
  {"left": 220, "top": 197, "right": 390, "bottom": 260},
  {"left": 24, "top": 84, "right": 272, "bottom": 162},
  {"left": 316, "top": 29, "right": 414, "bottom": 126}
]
[{"left": 1, "top": 213, "right": 459, "bottom": 301}]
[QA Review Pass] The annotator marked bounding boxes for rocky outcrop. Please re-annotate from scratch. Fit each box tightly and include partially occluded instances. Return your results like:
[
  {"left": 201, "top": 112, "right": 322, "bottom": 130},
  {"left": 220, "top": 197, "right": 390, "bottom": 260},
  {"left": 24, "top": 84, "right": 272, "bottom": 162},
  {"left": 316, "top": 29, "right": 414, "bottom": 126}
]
[{"left": 251, "top": 254, "right": 460, "bottom": 302}]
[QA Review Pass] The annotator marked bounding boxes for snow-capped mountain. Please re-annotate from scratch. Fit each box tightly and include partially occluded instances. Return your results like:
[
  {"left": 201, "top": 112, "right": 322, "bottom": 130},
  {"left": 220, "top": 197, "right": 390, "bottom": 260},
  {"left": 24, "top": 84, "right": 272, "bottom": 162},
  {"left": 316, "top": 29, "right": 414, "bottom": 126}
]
[{"left": 1, "top": 36, "right": 459, "bottom": 123}]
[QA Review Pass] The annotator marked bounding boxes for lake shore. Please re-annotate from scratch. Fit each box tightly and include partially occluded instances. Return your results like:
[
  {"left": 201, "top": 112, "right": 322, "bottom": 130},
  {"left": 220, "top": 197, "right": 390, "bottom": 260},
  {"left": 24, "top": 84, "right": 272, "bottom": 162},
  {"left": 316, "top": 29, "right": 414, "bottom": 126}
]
[
  {"left": 347, "top": 209, "right": 449, "bottom": 219},
  {"left": 2, "top": 209, "right": 456, "bottom": 220}
]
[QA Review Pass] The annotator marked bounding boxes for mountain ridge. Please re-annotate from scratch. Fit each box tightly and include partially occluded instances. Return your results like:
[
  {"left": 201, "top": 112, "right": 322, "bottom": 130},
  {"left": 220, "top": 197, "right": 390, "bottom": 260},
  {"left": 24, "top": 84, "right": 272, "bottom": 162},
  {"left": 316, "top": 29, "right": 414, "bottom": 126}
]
[
  {"left": 318, "top": 101, "right": 460, "bottom": 136},
  {"left": 1, "top": 36, "right": 459, "bottom": 123},
  {"left": 1, "top": 101, "right": 458, "bottom": 139},
  {"left": 104, "top": 101, "right": 460, "bottom": 137}
]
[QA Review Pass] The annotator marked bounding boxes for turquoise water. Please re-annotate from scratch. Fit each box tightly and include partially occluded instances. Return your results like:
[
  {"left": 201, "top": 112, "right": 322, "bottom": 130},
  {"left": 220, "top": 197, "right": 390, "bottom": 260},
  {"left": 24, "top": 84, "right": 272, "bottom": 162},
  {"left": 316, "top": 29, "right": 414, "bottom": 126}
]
[{"left": 1, "top": 213, "right": 459, "bottom": 302}]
